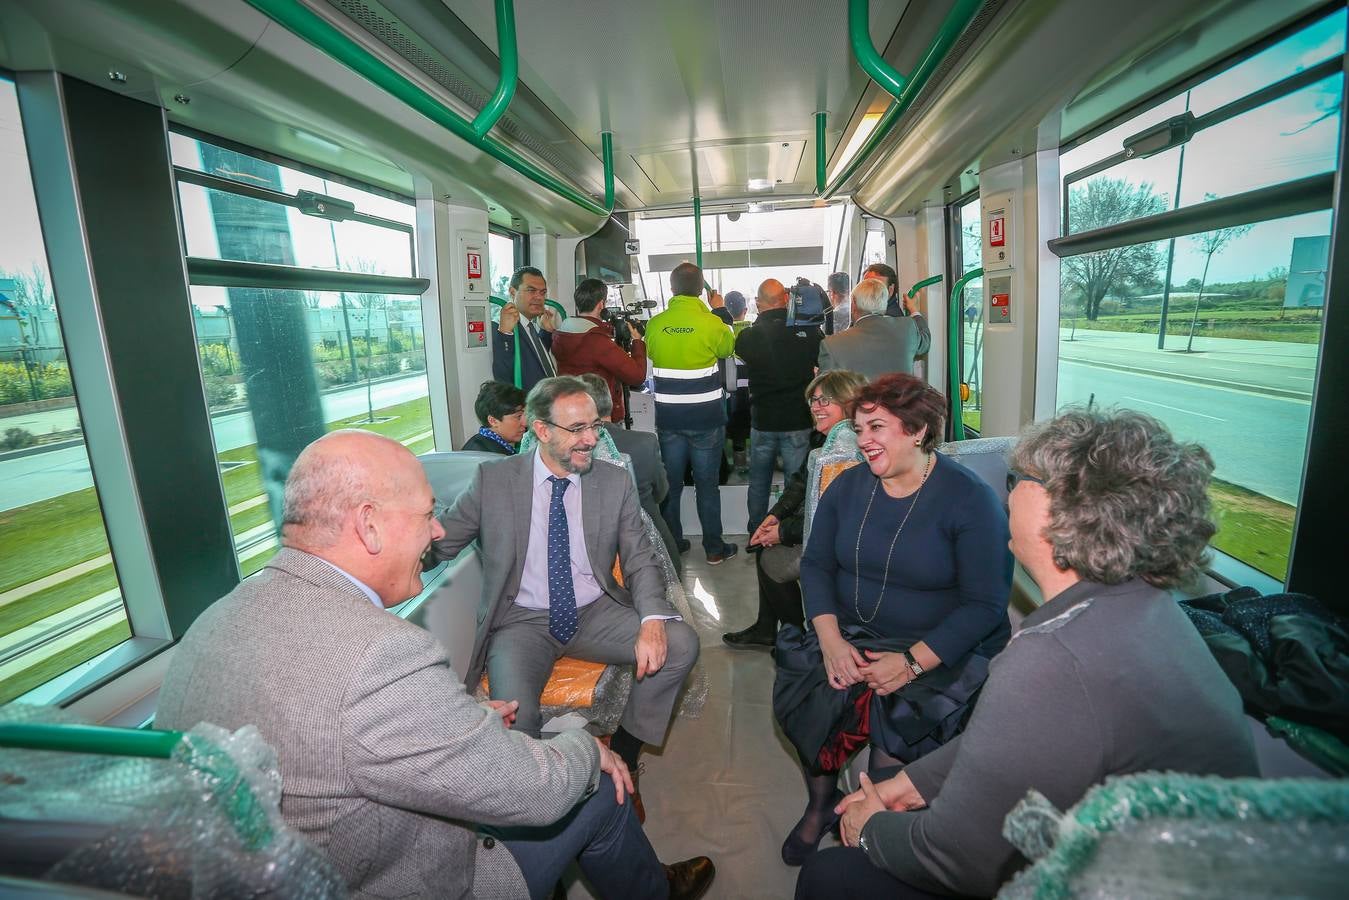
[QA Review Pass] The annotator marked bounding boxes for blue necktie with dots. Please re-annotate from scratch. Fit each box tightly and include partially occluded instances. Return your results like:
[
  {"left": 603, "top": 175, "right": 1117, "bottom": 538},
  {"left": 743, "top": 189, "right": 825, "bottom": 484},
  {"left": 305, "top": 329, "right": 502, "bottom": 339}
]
[{"left": 546, "top": 476, "right": 578, "bottom": 644}]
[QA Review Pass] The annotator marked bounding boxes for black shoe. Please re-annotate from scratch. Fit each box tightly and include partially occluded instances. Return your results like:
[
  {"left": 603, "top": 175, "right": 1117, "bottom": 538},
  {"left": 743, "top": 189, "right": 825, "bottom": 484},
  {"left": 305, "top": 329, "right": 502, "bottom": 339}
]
[
  {"left": 707, "top": 543, "right": 738, "bottom": 565},
  {"left": 781, "top": 795, "right": 843, "bottom": 867},
  {"left": 676, "top": 539, "right": 691, "bottom": 554},
  {"left": 723, "top": 625, "right": 775, "bottom": 648},
  {"left": 665, "top": 856, "right": 715, "bottom": 900}
]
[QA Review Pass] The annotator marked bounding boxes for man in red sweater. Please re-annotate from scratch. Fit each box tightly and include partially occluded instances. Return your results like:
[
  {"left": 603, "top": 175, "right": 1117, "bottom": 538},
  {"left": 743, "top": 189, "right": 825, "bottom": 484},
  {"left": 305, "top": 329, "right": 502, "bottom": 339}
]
[{"left": 552, "top": 278, "right": 649, "bottom": 424}]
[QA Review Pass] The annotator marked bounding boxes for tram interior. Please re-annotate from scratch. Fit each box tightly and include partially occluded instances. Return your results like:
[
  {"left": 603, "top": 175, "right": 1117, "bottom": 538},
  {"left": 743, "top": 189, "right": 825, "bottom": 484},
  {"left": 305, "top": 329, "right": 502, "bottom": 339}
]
[{"left": 0, "top": 0, "right": 1345, "bottom": 897}]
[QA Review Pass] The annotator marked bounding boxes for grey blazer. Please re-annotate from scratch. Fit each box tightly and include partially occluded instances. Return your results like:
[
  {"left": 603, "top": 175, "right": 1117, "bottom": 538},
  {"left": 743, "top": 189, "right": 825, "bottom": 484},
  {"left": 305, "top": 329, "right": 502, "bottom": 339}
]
[
  {"left": 156, "top": 548, "right": 600, "bottom": 900},
  {"left": 433, "top": 450, "right": 672, "bottom": 687},
  {"left": 817, "top": 312, "right": 931, "bottom": 379},
  {"left": 605, "top": 425, "right": 669, "bottom": 511}
]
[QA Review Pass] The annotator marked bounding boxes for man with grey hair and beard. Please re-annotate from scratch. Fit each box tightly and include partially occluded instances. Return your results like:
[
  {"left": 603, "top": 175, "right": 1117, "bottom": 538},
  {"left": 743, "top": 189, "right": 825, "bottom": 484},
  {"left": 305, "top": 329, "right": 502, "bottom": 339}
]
[
  {"left": 817, "top": 276, "right": 931, "bottom": 379},
  {"left": 157, "top": 429, "right": 714, "bottom": 899},
  {"left": 432, "top": 376, "right": 703, "bottom": 831}
]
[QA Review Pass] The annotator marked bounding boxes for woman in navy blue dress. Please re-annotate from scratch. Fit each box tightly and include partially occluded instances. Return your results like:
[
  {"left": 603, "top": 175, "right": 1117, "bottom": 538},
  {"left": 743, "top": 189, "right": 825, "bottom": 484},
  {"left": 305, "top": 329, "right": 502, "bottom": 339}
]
[{"left": 777, "top": 374, "right": 1013, "bottom": 865}]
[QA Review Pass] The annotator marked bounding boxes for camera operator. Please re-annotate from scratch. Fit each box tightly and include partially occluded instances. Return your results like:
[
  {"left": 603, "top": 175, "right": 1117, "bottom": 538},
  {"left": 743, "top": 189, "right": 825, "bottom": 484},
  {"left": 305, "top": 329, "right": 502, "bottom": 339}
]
[{"left": 552, "top": 277, "right": 649, "bottom": 425}]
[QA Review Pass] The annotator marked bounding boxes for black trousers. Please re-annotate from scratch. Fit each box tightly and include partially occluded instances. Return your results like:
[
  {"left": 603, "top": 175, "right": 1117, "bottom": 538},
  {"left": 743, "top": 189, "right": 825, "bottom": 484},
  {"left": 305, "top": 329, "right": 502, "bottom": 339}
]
[
  {"left": 795, "top": 847, "right": 950, "bottom": 899},
  {"left": 756, "top": 551, "right": 806, "bottom": 630}
]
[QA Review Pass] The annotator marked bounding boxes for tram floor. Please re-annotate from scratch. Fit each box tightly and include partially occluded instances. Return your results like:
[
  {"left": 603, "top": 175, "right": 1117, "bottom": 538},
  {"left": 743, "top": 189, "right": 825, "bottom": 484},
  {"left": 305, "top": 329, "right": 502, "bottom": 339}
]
[{"left": 568, "top": 536, "right": 829, "bottom": 899}]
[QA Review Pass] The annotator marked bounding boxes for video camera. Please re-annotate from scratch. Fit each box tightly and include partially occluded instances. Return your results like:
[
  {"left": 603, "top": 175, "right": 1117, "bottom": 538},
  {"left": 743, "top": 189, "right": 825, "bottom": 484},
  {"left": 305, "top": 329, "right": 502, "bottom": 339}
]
[{"left": 601, "top": 299, "right": 657, "bottom": 350}]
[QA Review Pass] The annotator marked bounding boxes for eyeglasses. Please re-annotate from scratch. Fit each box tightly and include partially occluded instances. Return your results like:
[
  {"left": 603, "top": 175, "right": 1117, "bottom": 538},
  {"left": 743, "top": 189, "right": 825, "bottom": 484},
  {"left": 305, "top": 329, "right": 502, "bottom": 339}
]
[
  {"left": 808, "top": 394, "right": 835, "bottom": 408},
  {"left": 1006, "top": 469, "right": 1046, "bottom": 493},
  {"left": 544, "top": 419, "right": 606, "bottom": 436}
]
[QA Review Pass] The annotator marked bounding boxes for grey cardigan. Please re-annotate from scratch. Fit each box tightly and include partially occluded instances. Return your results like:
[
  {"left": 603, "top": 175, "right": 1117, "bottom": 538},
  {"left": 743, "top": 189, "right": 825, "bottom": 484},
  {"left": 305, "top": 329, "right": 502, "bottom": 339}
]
[
  {"left": 156, "top": 548, "right": 600, "bottom": 899},
  {"left": 863, "top": 578, "right": 1259, "bottom": 897}
]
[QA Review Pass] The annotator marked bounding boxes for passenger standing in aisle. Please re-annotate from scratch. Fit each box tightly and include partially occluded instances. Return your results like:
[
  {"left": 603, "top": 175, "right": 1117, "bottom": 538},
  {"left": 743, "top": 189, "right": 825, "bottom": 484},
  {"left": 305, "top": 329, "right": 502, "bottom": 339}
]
[
  {"left": 863, "top": 262, "right": 905, "bottom": 318},
  {"left": 817, "top": 278, "right": 930, "bottom": 380},
  {"left": 825, "top": 272, "right": 852, "bottom": 334},
  {"left": 735, "top": 278, "right": 822, "bottom": 535},
  {"left": 552, "top": 277, "right": 648, "bottom": 425},
  {"left": 724, "top": 290, "right": 753, "bottom": 473},
  {"left": 645, "top": 262, "right": 739, "bottom": 565},
  {"left": 493, "top": 266, "right": 558, "bottom": 392}
]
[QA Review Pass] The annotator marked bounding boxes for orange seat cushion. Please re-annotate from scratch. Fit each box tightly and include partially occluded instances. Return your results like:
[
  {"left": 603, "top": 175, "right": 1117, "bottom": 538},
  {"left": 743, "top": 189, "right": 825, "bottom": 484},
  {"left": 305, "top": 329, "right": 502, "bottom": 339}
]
[{"left": 481, "top": 656, "right": 610, "bottom": 708}]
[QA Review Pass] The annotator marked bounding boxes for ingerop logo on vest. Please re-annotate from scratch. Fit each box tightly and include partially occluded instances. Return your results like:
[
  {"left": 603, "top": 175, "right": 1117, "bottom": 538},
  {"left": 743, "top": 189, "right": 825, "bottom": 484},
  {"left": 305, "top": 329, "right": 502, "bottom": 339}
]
[{"left": 662, "top": 327, "right": 695, "bottom": 334}]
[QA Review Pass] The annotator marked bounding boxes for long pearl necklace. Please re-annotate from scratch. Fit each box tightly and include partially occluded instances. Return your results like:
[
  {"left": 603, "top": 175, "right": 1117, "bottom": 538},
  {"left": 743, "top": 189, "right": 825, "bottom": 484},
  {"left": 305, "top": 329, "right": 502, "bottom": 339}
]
[{"left": 853, "top": 452, "right": 934, "bottom": 624}]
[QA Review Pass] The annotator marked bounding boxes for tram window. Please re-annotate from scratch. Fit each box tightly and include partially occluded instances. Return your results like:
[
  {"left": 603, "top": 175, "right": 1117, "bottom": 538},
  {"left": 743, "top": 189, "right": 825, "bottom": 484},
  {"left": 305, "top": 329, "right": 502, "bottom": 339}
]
[
  {"left": 0, "top": 77, "right": 129, "bottom": 703},
  {"left": 953, "top": 198, "right": 984, "bottom": 433},
  {"left": 1055, "top": 11, "right": 1341, "bottom": 580},
  {"left": 1061, "top": 9, "right": 1345, "bottom": 236},
  {"left": 488, "top": 229, "right": 518, "bottom": 298},
  {"left": 631, "top": 205, "right": 848, "bottom": 314},
  {"left": 175, "top": 139, "right": 431, "bottom": 575}
]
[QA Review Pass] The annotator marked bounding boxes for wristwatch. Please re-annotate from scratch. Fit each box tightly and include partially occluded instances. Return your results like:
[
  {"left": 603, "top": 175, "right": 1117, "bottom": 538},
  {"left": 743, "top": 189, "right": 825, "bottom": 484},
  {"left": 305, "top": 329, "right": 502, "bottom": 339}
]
[
  {"left": 903, "top": 648, "right": 924, "bottom": 678},
  {"left": 858, "top": 825, "right": 873, "bottom": 856}
]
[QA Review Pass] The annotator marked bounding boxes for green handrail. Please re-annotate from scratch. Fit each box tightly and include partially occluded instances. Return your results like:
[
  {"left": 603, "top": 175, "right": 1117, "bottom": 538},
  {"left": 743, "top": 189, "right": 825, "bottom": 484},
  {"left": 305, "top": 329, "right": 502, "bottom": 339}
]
[
  {"left": 693, "top": 194, "right": 703, "bottom": 269},
  {"left": 815, "top": 111, "right": 828, "bottom": 194},
  {"left": 823, "top": 0, "right": 983, "bottom": 199},
  {"left": 948, "top": 267, "right": 983, "bottom": 440},
  {"left": 907, "top": 274, "right": 943, "bottom": 299},
  {"left": 849, "top": 0, "right": 908, "bottom": 101},
  {"left": 0, "top": 723, "right": 274, "bottom": 851},
  {"left": 601, "top": 132, "right": 615, "bottom": 210},
  {"left": 470, "top": 0, "right": 518, "bottom": 139},
  {"left": 243, "top": 0, "right": 607, "bottom": 218}
]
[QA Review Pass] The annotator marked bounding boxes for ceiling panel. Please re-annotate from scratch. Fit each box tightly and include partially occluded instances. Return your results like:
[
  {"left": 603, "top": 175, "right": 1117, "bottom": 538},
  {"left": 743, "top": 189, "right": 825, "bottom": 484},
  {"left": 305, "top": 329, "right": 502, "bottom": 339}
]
[{"left": 439, "top": 0, "right": 908, "bottom": 204}]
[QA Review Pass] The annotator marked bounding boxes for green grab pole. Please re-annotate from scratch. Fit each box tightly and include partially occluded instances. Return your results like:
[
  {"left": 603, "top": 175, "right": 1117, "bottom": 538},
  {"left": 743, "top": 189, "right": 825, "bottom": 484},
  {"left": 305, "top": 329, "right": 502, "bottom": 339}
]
[
  {"left": 948, "top": 267, "right": 983, "bottom": 440},
  {"left": 545, "top": 298, "right": 568, "bottom": 321},
  {"left": 693, "top": 194, "right": 703, "bottom": 270},
  {"left": 243, "top": 0, "right": 607, "bottom": 217},
  {"left": 601, "top": 132, "right": 615, "bottom": 211},
  {"left": 471, "top": 0, "right": 519, "bottom": 138},
  {"left": 824, "top": 0, "right": 983, "bottom": 199},
  {"left": 815, "top": 111, "right": 828, "bottom": 194},
  {"left": 907, "top": 273, "right": 943, "bottom": 299},
  {"left": 849, "top": 0, "right": 908, "bottom": 102},
  {"left": 0, "top": 723, "right": 183, "bottom": 758}
]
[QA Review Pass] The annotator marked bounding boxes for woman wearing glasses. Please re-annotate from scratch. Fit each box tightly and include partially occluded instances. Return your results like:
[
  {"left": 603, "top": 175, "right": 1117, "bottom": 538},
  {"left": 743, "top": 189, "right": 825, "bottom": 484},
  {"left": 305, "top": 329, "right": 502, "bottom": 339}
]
[
  {"left": 723, "top": 369, "right": 868, "bottom": 648},
  {"left": 796, "top": 409, "right": 1257, "bottom": 899},
  {"left": 462, "top": 380, "right": 528, "bottom": 455},
  {"left": 776, "top": 373, "right": 1012, "bottom": 866}
]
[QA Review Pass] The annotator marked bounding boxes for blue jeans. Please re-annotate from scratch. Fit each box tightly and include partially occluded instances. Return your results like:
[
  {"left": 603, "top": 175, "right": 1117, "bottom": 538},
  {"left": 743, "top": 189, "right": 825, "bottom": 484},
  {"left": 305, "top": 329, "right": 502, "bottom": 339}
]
[
  {"left": 747, "top": 427, "right": 813, "bottom": 534},
  {"left": 500, "top": 773, "right": 667, "bottom": 900},
  {"left": 659, "top": 426, "right": 727, "bottom": 555}
]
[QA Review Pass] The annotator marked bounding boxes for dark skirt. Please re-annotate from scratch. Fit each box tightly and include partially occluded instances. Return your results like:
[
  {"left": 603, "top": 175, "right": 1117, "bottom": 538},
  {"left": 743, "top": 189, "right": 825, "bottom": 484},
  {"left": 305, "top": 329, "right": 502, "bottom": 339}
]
[{"left": 773, "top": 623, "right": 991, "bottom": 772}]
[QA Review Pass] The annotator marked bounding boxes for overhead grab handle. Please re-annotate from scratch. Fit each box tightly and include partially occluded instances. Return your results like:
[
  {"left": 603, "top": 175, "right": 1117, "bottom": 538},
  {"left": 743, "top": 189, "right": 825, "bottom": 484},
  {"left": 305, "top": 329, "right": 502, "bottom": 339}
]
[
  {"left": 470, "top": 0, "right": 520, "bottom": 138},
  {"left": 907, "top": 274, "right": 943, "bottom": 299}
]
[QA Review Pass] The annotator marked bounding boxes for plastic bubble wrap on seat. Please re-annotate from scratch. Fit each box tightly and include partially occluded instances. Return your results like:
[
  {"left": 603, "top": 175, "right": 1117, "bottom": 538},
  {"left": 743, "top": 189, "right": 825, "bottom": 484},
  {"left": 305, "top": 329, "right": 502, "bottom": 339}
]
[
  {"left": 997, "top": 772, "right": 1349, "bottom": 899},
  {"left": 0, "top": 704, "right": 346, "bottom": 899}
]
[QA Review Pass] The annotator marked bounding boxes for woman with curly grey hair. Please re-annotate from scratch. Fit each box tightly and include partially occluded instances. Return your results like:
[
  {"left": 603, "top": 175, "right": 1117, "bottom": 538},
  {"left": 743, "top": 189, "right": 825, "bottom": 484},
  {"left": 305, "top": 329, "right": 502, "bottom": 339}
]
[{"left": 796, "top": 409, "right": 1260, "bottom": 900}]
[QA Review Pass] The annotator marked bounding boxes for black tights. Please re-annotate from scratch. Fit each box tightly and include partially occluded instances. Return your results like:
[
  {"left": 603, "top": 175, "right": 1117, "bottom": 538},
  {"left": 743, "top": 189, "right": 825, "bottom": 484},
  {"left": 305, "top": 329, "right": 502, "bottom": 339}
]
[{"left": 790, "top": 745, "right": 906, "bottom": 846}]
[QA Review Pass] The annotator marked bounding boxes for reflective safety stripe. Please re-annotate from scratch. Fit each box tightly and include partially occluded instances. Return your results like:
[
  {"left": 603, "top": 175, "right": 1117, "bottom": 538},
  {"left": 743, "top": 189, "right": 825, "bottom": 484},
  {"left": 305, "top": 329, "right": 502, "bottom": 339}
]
[
  {"left": 652, "top": 365, "right": 719, "bottom": 379},
  {"left": 654, "top": 388, "right": 725, "bottom": 404}
]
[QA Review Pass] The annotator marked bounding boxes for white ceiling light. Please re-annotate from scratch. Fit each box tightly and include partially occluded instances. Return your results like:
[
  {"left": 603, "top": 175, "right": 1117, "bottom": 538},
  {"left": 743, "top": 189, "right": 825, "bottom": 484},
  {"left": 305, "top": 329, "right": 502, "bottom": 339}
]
[
  {"left": 827, "top": 112, "right": 883, "bottom": 184},
  {"left": 747, "top": 177, "right": 773, "bottom": 191}
]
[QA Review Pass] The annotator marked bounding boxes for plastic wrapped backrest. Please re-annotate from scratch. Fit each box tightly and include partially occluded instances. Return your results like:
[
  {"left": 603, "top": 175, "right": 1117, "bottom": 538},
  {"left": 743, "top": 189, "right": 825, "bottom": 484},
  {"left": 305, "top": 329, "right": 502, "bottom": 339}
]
[
  {"left": 0, "top": 704, "right": 346, "bottom": 899},
  {"left": 803, "top": 421, "right": 861, "bottom": 548},
  {"left": 998, "top": 772, "right": 1349, "bottom": 899}
]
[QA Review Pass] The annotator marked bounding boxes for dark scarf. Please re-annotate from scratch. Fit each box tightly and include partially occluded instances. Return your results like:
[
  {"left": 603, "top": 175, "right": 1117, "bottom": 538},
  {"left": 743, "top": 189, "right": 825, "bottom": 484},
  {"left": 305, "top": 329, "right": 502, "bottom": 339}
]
[{"left": 477, "top": 426, "right": 517, "bottom": 455}]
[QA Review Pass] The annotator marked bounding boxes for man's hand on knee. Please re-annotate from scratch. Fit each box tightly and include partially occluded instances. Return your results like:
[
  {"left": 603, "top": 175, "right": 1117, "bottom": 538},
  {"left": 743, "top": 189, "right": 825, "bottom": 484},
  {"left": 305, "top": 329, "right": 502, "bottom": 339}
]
[
  {"left": 484, "top": 699, "right": 519, "bottom": 728},
  {"left": 634, "top": 619, "right": 668, "bottom": 680},
  {"left": 594, "top": 737, "right": 634, "bottom": 805}
]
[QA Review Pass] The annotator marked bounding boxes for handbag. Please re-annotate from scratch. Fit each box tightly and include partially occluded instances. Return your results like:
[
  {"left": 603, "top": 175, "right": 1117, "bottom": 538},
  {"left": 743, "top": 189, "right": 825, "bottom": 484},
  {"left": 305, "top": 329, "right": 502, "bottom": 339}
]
[{"left": 759, "top": 544, "right": 802, "bottom": 583}]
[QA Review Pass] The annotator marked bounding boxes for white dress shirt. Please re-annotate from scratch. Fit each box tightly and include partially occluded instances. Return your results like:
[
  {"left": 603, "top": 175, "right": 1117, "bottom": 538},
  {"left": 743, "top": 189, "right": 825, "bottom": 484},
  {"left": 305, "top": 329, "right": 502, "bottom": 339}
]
[{"left": 315, "top": 556, "right": 384, "bottom": 608}]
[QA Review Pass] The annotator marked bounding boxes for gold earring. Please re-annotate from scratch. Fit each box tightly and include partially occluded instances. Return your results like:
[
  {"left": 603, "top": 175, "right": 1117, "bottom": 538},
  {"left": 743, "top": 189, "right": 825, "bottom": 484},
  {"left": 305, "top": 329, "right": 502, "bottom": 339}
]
[{"left": 914, "top": 438, "right": 921, "bottom": 446}]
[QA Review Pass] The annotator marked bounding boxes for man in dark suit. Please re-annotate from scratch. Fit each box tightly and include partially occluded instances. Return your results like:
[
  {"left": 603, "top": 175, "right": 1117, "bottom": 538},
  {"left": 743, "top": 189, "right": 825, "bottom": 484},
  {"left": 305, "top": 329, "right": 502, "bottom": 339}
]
[
  {"left": 576, "top": 373, "right": 682, "bottom": 573},
  {"left": 157, "top": 429, "right": 713, "bottom": 898},
  {"left": 818, "top": 277, "right": 931, "bottom": 379},
  {"left": 493, "top": 266, "right": 558, "bottom": 391},
  {"left": 433, "top": 376, "right": 701, "bottom": 815}
]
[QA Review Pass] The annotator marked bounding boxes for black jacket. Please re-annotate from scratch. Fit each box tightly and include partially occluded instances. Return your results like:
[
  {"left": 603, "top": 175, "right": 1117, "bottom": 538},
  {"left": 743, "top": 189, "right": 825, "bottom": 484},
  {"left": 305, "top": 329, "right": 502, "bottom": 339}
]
[
  {"left": 460, "top": 432, "right": 514, "bottom": 455},
  {"left": 766, "top": 429, "right": 826, "bottom": 545},
  {"left": 734, "top": 308, "right": 822, "bottom": 432}
]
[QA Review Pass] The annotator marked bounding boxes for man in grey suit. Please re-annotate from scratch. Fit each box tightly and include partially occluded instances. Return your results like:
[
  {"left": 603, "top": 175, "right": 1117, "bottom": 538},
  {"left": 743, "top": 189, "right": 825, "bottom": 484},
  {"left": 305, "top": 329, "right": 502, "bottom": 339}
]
[
  {"left": 433, "top": 376, "right": 700, "bottom": 814},
  {"left": 817, "top": 276, "right": 931, "bottom": 379},
  {"left": 157, "top": 429, "right": 713, "bottom": 899},
  {"left": 576, "top": 373, "right": 683, "bottom": 573}
]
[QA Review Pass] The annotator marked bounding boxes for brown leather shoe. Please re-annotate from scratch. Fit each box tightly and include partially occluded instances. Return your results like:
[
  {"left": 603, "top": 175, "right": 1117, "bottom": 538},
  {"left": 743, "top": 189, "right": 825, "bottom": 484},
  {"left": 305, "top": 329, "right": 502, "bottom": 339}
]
[{"left": 664, "top": 856, "right": 714, "bottom": 900}]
